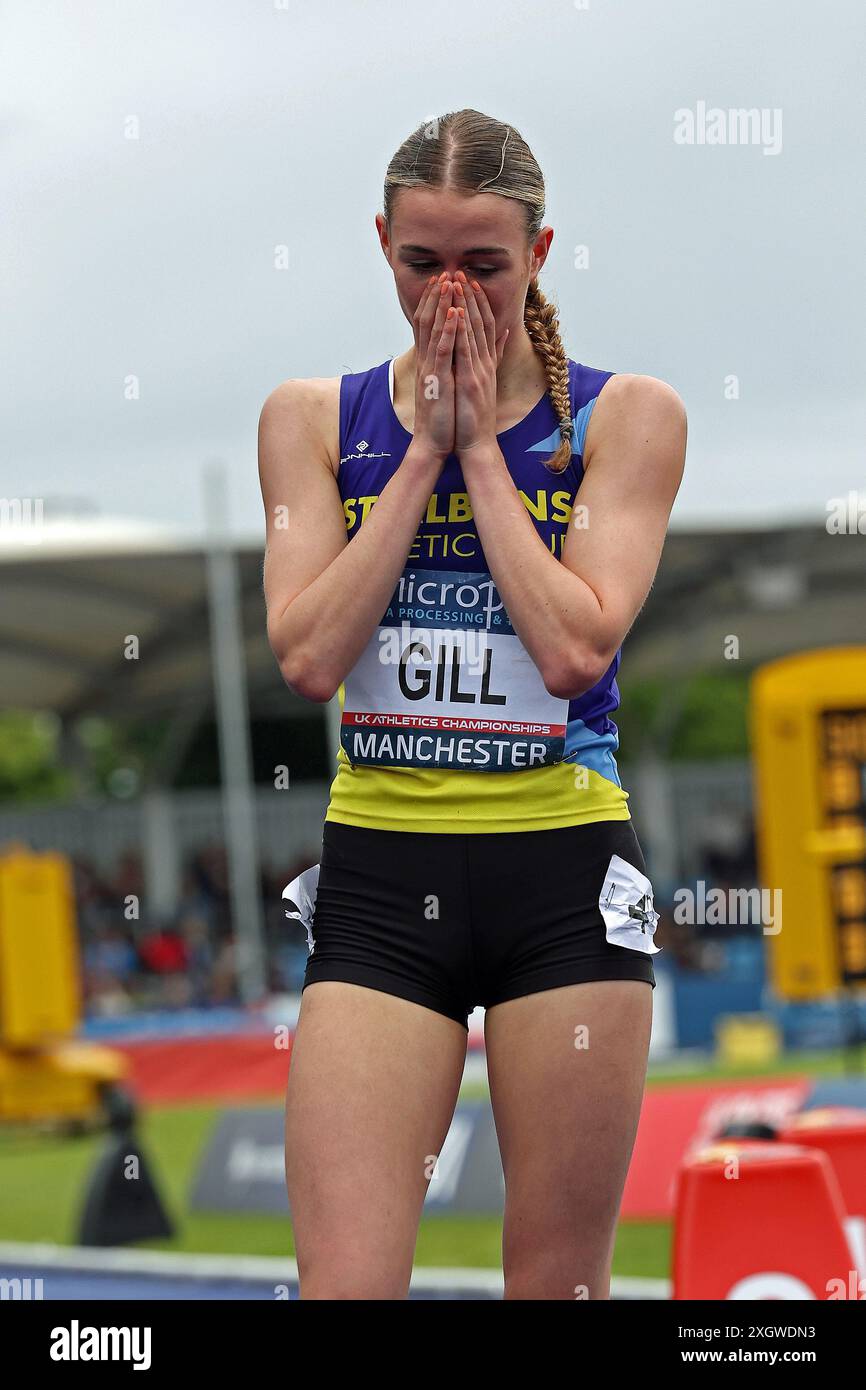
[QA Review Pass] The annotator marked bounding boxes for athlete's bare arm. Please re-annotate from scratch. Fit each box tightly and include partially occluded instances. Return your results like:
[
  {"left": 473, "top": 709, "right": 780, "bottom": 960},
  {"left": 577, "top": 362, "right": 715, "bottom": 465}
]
[
  {"left": 258, "top": 379, "right": 445, "bottom": 703},
  {"left": 260, "top": 280, "right": 465, "bottom": 701},
  {"left": 558, "top": 373, "right": 687, "bottom": 673},
  {"left": 458, "top": 373, "right": 686, "bottom": 699}
]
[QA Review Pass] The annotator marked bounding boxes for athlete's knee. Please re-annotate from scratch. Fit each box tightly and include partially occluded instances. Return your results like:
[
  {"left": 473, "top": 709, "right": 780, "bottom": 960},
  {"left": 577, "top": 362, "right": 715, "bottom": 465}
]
[
  {"left": 502, "top": 1228, "right": 614, "bottom": 1301},
  {"left": 298, "top": 1254, "right": 410, "bottom": 1301},
  {"left": 300, "top": 1275, "right": 409, "bottom": 1300},
  {"left": 503, "top": 1252, "right": 612, "bottom": 1301}
]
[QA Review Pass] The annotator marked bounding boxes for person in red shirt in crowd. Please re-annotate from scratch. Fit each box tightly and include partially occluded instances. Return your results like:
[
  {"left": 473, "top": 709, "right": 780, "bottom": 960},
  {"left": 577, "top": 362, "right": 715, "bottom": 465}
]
[{"left": 138, "top": 928, "right": 188, "bottom": 976}]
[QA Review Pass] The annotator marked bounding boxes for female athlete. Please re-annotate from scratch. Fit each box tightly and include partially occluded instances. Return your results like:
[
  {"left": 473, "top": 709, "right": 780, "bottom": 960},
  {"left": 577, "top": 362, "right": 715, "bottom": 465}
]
[{"left": 259, "top": 109, "right": 687, "bottom": 1300}]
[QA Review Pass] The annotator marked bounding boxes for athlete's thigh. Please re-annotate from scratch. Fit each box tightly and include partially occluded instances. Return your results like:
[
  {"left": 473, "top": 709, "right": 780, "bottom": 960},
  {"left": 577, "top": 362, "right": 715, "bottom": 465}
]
[
  {"left": 485, "top": 981, "right": 652, "bottom": 1237},
  {"left": 285, "top": 979, "right": 468, "bottom": 1292}
]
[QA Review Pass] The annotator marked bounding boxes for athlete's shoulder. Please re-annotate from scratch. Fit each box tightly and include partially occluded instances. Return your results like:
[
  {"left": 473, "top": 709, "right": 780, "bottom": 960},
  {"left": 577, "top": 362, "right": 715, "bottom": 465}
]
[
  {"left": 591, "top": 371, "right": 687, "bottom": 427},
  {"left": 258, "top": 376, "right": 342, "bottom": 475},
  {"left": 259, "top": 374, "right": 341, "bottom": 424},
  {"left": 583, "top": 372, "right": 687, "bottom": 481}
]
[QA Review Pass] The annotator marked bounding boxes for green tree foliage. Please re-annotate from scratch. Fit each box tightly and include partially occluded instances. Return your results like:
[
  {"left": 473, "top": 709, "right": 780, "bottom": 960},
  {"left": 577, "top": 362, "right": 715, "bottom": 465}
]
[
  {"left": 0, "top": 711, "right": 72, "bottom": 803},
  {"left": 616, "top": 671, "right": 753, "bottom": 761}
]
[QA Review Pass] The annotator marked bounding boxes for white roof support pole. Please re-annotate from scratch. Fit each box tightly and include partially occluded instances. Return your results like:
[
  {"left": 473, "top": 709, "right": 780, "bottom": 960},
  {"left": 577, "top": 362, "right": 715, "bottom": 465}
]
[
  {"left": 202, "top": 461, "right": 266, "bottom": 1004},
  {"left": 140, "top": 788, "right": 181, "bottom": 922},
  {"left": 631, "top": 750, "right": 679, "bottom": 899}
]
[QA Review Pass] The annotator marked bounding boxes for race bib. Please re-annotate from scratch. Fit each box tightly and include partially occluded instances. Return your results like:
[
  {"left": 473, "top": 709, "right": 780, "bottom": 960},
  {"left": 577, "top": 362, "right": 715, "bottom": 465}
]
[{"left": 340, "top": 567, "right": 569, "bottom": 773}]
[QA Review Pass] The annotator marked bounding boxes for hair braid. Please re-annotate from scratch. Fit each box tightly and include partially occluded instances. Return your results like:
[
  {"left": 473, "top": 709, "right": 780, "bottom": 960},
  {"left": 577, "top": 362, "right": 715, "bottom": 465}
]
[{"left": 523, "top": 279, "right": 573, "bottom": 474}]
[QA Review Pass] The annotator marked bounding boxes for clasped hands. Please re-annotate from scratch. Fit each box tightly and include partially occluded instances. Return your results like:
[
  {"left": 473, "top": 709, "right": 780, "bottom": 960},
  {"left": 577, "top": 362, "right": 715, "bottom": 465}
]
[{"left": 413, "top": 270, "right": 509, "bottom": 463}]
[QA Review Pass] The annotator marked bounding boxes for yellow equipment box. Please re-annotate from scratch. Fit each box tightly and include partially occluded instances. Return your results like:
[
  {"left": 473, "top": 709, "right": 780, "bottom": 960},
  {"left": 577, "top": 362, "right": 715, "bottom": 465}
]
[
  {"left": 0, "top": 846, "right": 80, "bottom": 1045},
  {"left": 715, "top": 1013, "right": 782, "bottom": 1068},
  {"left": 0, "top": 845, "right": 128, "bottom": 1124},
  {"left": 751, "top": 647, "right": 866, "bottom": 999}
]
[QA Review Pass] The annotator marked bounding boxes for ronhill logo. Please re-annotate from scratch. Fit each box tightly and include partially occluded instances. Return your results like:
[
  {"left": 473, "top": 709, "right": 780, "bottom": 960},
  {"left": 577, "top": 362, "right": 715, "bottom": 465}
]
[
  {"left": 340, "top": 440, "right": 393, "bottom": 464},
  {"left": 628, "top": 894, "right": 655, "bottom": 933},
  {"left": 49, "top": 1320, "right": 152, "bottom": 1370}
]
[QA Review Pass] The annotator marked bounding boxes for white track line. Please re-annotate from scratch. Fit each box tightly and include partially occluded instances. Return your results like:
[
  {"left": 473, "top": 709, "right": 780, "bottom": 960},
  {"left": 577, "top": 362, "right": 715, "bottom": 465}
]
[{"left": 0, "top": 1242, "right": 669, "bottom": 1298}]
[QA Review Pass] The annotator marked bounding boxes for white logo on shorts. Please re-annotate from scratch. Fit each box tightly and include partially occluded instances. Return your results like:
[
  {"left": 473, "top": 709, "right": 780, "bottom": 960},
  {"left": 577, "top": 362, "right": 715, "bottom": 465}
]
[
  {"left": 599, "top": 855, "right": 661, "bottom": 955},
  {"left": 282, "top": 863, "right": 321, "bottom": 955}
]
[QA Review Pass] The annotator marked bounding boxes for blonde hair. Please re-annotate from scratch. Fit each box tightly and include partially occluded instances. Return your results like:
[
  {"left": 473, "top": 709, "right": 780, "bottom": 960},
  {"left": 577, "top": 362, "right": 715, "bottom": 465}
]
[{"left": 383, "top": 109, "right": 574, "bottom": 474}]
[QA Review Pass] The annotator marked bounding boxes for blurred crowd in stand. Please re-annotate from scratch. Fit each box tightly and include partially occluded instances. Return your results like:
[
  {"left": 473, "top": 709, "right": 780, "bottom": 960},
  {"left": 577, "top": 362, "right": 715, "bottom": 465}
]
[
  {"left": 75, "top": 844, "right": 318, "bottom": 1015},
  {"left": 73, "top": 804, "right": 759, "bottom": 1016}
]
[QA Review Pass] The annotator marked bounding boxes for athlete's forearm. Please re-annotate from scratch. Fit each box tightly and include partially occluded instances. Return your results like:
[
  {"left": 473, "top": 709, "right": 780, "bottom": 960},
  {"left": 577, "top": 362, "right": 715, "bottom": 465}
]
[
  {"left": 273, "top": 441, "right": 444, "bottom": 702},
  {"left": 459, "top": 443, "right": 607, "bottom": 698}
]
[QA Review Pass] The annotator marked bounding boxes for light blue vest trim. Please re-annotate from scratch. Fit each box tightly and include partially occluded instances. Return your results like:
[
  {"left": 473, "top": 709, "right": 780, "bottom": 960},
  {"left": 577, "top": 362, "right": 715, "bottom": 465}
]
[
  {"left": 526, "top": 395, "right": 599, "bottom": 457},
  {"left": 563, "top": 720, "right": 623, "bottom": 788}
]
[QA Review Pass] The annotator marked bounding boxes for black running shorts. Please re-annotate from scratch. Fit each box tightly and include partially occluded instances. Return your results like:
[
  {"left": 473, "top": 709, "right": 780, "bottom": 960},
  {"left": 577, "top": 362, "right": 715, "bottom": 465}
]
[{"left": 299, "top": 818, "right": 657, "bottom": 1029}]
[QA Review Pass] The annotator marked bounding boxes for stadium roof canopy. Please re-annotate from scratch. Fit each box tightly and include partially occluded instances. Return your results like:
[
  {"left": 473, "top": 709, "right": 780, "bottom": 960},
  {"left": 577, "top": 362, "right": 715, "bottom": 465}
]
[
  {"left": 0, "top": 517, "right": 300, "bottom": 727},
  {"left": 1, "top": 513, "right": 864, "bottom": 729}
]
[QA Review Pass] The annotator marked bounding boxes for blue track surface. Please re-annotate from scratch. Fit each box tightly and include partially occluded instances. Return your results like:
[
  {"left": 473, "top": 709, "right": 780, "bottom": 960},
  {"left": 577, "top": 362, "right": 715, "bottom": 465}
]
[{"left": 0, "top": 1263, "right": 496, "bottom": 1301}]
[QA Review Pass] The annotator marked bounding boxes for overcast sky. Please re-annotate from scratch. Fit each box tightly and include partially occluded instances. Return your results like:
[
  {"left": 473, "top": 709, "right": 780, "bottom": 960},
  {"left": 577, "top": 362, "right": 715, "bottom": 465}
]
[{"left": 3, "top": 0, "right": 864, "bottom": 539}]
